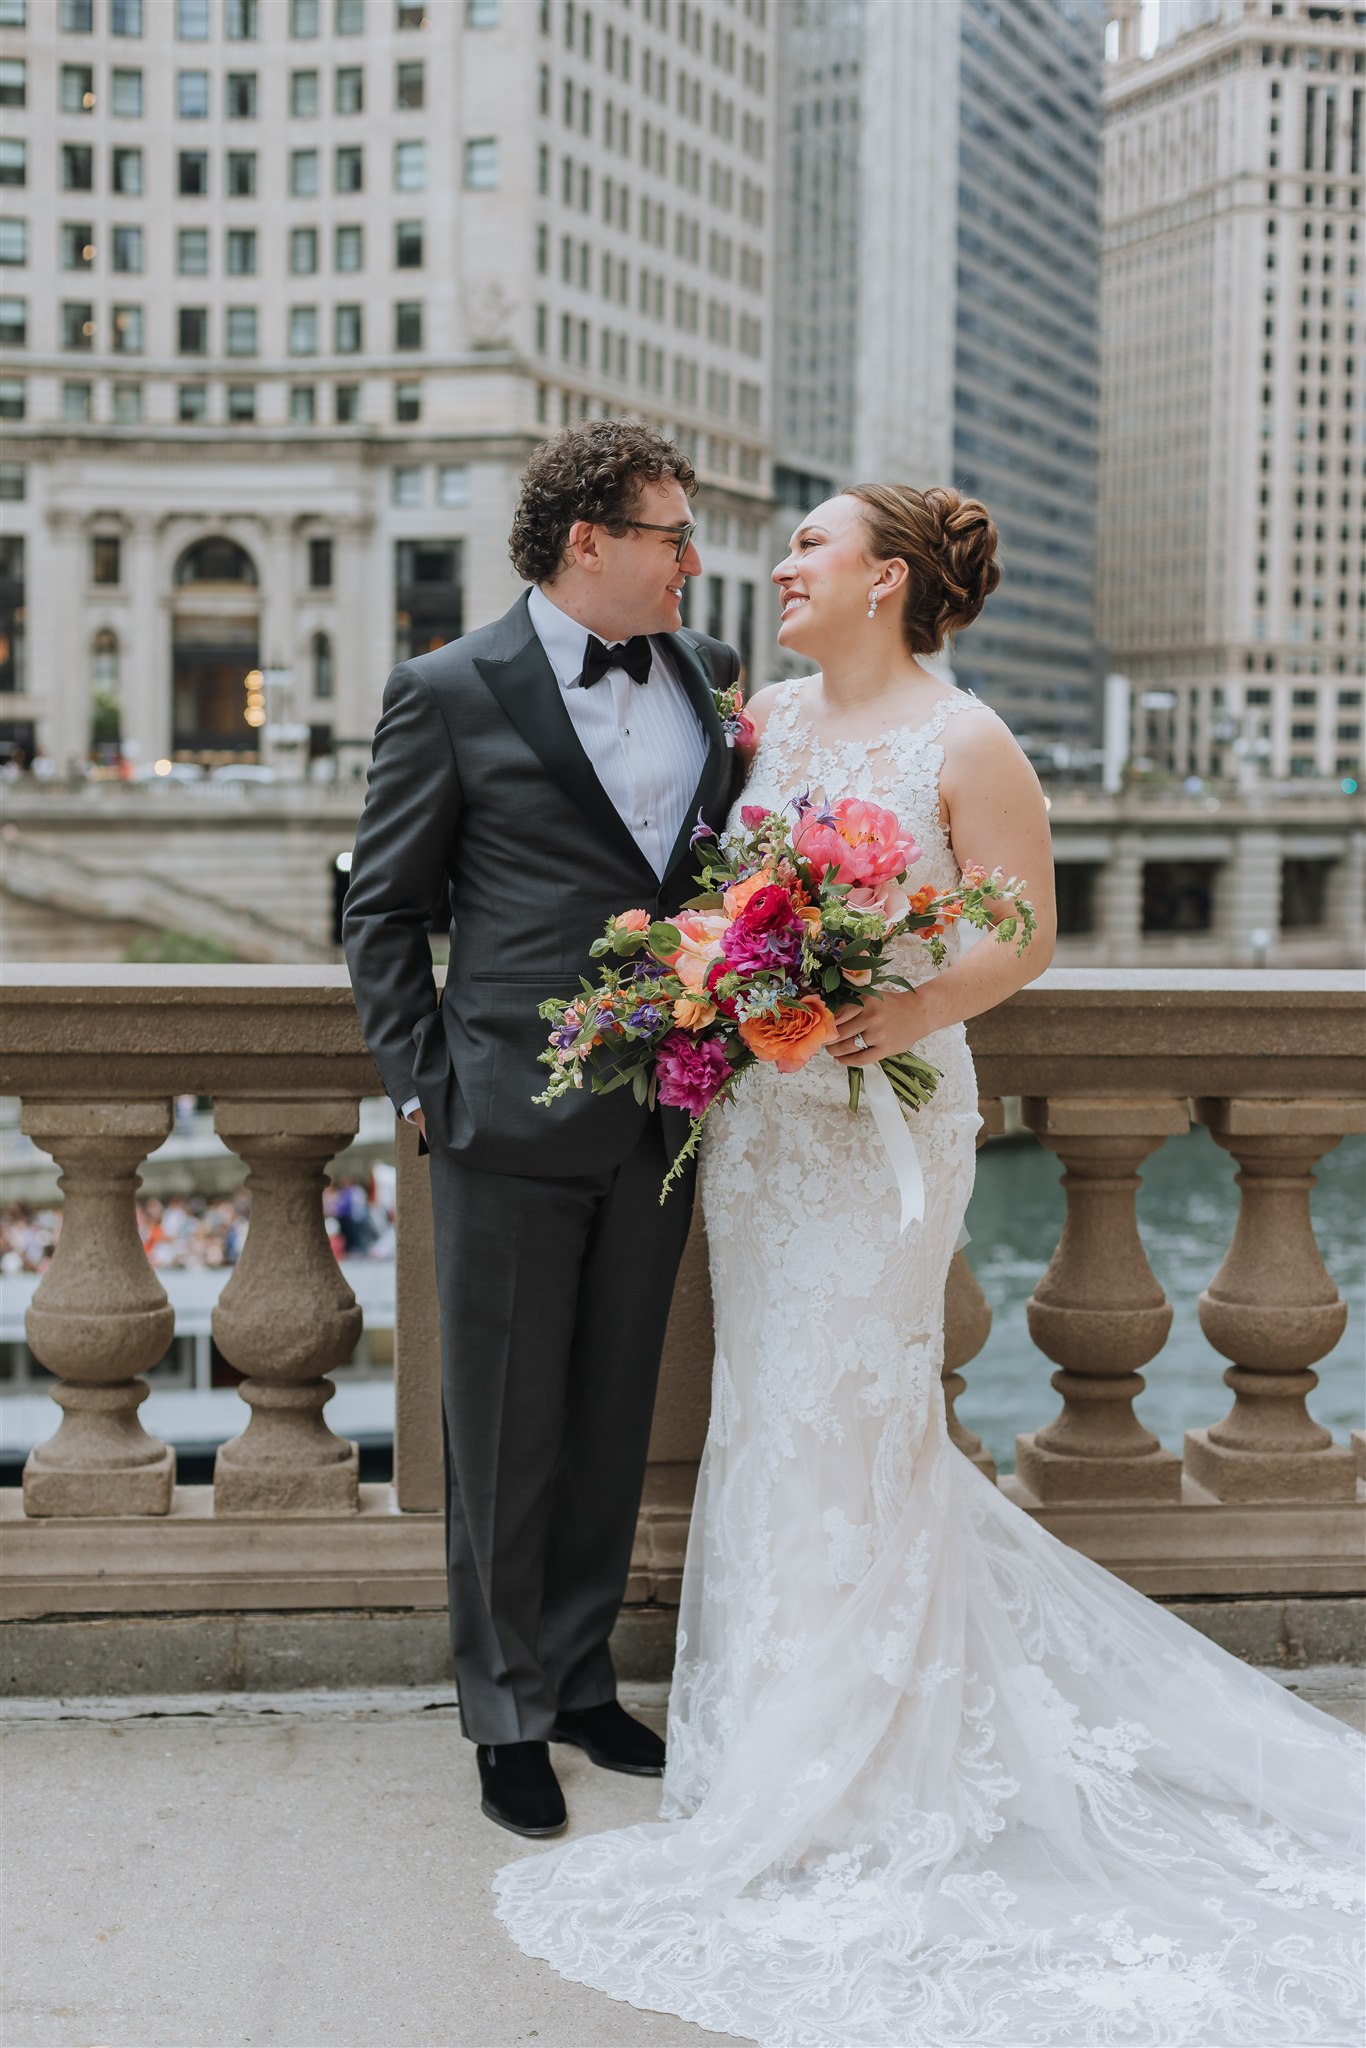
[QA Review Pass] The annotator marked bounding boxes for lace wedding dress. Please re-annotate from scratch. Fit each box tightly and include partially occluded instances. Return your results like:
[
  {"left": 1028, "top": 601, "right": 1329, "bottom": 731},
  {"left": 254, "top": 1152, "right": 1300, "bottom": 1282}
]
[{"left": 493, "top": 684, "right": 1364, "bottom": 2047}]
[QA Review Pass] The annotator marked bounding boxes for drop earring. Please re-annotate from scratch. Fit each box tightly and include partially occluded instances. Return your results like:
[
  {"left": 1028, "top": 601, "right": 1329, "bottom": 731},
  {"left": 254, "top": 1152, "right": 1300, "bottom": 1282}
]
[{"left": 866, "top": 590, "right": 880, "bottom": 620}]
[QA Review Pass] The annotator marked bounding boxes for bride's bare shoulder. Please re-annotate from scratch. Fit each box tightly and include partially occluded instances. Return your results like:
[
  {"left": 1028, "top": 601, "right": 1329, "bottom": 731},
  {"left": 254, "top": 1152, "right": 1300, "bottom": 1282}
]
[{"left": 740, "top": 679, "right": 794, "bottom": 747}]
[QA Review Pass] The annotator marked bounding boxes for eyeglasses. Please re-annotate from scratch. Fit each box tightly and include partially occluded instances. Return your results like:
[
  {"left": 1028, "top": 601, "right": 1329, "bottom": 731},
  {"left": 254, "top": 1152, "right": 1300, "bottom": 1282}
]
[{"left": 621, "top": 519, "right": 698, "bottom": 563}]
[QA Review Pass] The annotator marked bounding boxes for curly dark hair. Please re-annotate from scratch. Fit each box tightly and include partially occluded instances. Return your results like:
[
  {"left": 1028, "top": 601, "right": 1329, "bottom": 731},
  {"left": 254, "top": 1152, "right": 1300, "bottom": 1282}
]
[{"left": 508, "top": 420, "right": 698, "bottom": 585}]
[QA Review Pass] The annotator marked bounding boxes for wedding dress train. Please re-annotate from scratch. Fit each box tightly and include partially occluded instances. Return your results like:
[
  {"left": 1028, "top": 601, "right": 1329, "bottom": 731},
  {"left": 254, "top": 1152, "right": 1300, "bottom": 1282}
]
[{"left": 493, "top": 685, "right": 1364, "bottom": 2047}]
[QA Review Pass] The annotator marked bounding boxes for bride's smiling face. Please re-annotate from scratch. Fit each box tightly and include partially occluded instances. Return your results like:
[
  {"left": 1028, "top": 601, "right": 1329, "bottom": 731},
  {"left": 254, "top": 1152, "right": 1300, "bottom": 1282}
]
[{"left": 771, "top": 495, "right": 903, "bottom": 656}]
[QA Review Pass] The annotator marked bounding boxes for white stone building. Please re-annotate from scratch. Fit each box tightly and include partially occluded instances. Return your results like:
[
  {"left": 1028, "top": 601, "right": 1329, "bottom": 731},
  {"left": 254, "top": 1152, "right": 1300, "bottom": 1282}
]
[
  {"left": 0, "top": 0, "right": 776, "bottom": 772},
  {"left": 1100, "top": 0, "right": 1366, "bottom": 789},
  {"left": 770, "top": 0, "right": 1107, "bottom": 750}
]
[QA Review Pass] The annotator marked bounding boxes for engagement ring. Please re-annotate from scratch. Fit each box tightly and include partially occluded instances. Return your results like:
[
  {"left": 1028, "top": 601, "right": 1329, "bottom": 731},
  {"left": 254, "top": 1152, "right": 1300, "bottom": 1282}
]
[{"left": 853, "top": 1032, "right": 869, "bottom": 1052}]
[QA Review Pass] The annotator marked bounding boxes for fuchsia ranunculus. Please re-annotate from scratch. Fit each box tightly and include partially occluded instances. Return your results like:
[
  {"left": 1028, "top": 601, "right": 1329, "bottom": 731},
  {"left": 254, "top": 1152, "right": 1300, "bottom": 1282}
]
[
  {"left": 792, "top": 797, "right": 920, "bottom": 915},
  {"left": 720, "top": 880, "right": 806, "bottom": 974},
  {"left": 654, "top": 1030, "right": 733, "bottom": 1117}
]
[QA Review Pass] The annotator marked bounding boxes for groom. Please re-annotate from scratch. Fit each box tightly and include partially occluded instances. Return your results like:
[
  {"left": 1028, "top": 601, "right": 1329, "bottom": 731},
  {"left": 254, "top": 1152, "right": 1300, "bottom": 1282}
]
[{"left": 343, "top": 421, "right": 740, "bottom": 1838}]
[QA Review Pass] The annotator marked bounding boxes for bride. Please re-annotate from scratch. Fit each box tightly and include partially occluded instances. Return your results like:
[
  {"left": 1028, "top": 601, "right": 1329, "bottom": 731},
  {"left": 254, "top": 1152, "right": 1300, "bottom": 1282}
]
[{"left": 493, "top": 485, "right": 1364, "bottom": 2047}]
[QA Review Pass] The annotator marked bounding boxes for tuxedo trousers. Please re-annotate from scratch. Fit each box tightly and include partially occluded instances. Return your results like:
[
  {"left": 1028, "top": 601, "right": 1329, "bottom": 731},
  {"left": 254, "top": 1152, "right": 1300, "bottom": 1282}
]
[{"left": 427, "top": 1114, "right": 695, "bottom": 1745}]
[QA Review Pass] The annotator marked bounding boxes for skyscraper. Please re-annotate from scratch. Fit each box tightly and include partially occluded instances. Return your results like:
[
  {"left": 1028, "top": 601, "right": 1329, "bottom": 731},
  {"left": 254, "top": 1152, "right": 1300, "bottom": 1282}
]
[
  {"left": 1100, "top": 0, "right": 1365, "bottom": 787},
  {"left": 0, "top": 0, "right": 777, "bottom": 772},
  {"left": 772, "top": 0, "right": 1107, "bottom": 749}
]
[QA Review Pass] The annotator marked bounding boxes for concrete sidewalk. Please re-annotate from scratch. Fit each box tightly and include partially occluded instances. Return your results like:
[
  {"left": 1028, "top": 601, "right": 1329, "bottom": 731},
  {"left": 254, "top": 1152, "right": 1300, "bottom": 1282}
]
[{"left": 3, "top": 1672, "right": 1361, "bottom": 2048}]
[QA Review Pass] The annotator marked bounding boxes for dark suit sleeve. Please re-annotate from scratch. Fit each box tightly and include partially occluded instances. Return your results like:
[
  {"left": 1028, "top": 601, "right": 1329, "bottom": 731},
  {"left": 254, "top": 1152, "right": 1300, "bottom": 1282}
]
[{"left": 342, "top": 661, "right": 462, "bottom": 1115}]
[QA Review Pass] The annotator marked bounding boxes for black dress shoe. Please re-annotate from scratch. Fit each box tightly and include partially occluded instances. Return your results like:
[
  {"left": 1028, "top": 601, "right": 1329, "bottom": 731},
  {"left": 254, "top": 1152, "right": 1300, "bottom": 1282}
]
[
  {"left": 476, "top": 1740, "right": 567, "bottom": 1838},
  {"left": 551, "top": 1699, "right": 666, "bottom": 1777}
]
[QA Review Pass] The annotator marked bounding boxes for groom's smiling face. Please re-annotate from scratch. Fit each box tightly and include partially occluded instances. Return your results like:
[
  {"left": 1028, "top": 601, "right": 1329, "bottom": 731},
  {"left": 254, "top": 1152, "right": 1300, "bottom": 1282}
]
[{"left": 562, "top": 477, "right": 702, "bottom": 640}]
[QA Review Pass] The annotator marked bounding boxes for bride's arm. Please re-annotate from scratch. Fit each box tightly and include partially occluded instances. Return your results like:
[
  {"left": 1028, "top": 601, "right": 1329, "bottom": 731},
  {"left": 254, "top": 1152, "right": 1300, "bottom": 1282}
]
[{"left": 830, "top": 713, "right": 1056, "bottom": 1064}]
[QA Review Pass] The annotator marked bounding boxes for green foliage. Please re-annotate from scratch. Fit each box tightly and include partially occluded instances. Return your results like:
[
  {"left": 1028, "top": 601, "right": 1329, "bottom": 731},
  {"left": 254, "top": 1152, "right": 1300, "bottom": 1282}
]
[{"left": 123, "top": 930, "right": 238, "bottom": 964}]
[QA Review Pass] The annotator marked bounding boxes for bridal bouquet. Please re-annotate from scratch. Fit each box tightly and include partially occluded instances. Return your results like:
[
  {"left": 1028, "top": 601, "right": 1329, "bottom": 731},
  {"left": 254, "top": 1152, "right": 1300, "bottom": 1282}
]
[{"left": 535, "top": 795, "right": 1034, "bottom": 1203}]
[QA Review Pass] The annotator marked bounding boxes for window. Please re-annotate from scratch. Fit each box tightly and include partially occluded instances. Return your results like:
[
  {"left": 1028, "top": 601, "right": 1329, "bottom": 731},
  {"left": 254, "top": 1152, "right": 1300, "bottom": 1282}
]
[
  {"left": 111, "top": 147, "right": 142, "bottom": 194},
  {"left": 334, "top": 381, "right": 359, "bottom": 421},
  {"left": 289, "top": 384, "right": 316, "bottom": 423},
  {"left": 178, "top": 227, "right": 208, "bottom": 274},
  {"left": 465, "top": 138, "right": 499, "bottom": 190},
  {"left": 226, "top": 0, "right": 259, "bottom": 35},
  {"left": 178, "top": 383, "right": 207, "bottom": 420},
  {"left": 226, "top": 73, "right": 258, "bottom": 119},
  {"left": 291, "top": 0, "right": 319, "bottom": 33},
  {"left": 289, "top": 305, "right": 318, "bottom": 353},
  {"left": 0, "top": 298, "right": 21, "bottom": 347},
  {"left": 92, "top": 536, "right": 122, "bottom": 585},
  {"left": 394, "top": 379, "right": 420, "bottom": 421},
  {"left": 226, "top": 228, "right": 257, "bottom": 275},
  {"left": 436, "top": 464, "right": 469, "bottom": 507},
  {"left": 62, "top": 145, "right": 94, "bottom": 191},
  {"left": 395, "top": 141, "right": 426, "bottom": 191},
  {"left": 0, "top": 462, "right": 24, "bottom": 501},
  {"left": 0, "top": 375, "right": 23, "bottom": 417},
  {"left": 178, "top": 71, "right": 209, "bottom": 119},
  {"left": 396, "top": 62, "right": 424, "bottom": 109},
  {"left": 335, "top": 0, "right": 364, "bottom": 30},
  {"left": 62, "top": 380, "right": 92, "bottom": 420},
  {"left": 309, "top": 537, "right": 333, "bottom": 587},
  {"left": 178, "top": 150, "right": 208, "bottom": 195},
  {"left": 61, "top": 65, "right": 95, "bottom": 113},
  {"left": 336, "top": 68, "right": 364, "bottom": 115},
  {"left": 61, "top": 0, "right": 93, "bottom": 26},
  {"left": 226, "top": 152, "right": 257, "bottom": 196},
  {"left": 0, "top": 0, "right": 21, "bottom": 23},
  {"left": 312, "top": 631, "right": 334, "bottom": 698},
  {"left": 334, "top": 223, "right": 363, "bottom": 270},
  {"left": 61, "top": 301, "right": 92, "bottom": 349},
  {"left": 334, "top": 302, "right": 362, "bottom": 352},
  {"left": 392, "top": 465, "right": 422, "bottom": 507},
  {"left": 395, "top": 219, "right": 423, "bottom": 268},
  {"left": 178, "top": 305, "right": 208, "bottom": 353},
  {"left": 111, "top": 69, "right": 143, "bottom": 118},
  {"left": 112, "top": 0, "right": 144, "bottom": 30},
  {"left": 394, "top": 299, "right": 422, "bottom": 349},
  {"left": 290, "top": 226, "right": 318, "bottom": 274},
  {"left": 177, "top": 0, "right": 210, "bottom": 34},
  {"left": 112, "top": 304, "right": 143, "bottom": 353},
  {"left": 0, "top": 219, "right": 24, "bottom": 265},
  {"left": 335, "top": 146, "right": 363, "bottom": 194},
  {"left": 397, "top": 0, "right": 425, "bottom": 21},
  {"left": 0, "top": 141, "right": 25, "bottom": 188},
  {"left": 291, "top": 70, "right": 319, "bottom": 116},
  {"left": 226, "top": 384, "right": 257, "bottom": 423},
  {"left": 291, "top": 150, "right": 320, "bottom": 197},
  {"left": 61, "top": 222, "right": 94, "bottom": 268},
  {"left": 226, "top": 306, "right": 258, "bottom": 355},
  {"left": 467, "top": 0, "right": 499, "bottom": 21},
  {"left": 0, "top": 61, "right": 26, "bottom": 110},
  {"left": 112, "top": 225, "right": 142, "bottom": 272}
]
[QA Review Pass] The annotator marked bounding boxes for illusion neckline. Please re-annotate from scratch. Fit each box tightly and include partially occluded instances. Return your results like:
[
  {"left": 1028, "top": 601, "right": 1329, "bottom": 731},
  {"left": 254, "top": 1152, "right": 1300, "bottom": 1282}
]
[{"left": 773, "top": 678, "right": 984, "bottom": 756}]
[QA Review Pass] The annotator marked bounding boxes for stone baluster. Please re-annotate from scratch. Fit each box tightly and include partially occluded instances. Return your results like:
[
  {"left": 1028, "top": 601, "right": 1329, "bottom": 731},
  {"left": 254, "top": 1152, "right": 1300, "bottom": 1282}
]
[
  {"left": 212, "top": 1100, "right": 363, "bottom": 1514},
  {"left": 1184, "top": 1098, "right": 1360, "bottom": 1502},
  {"left": 1014, "top": 1097, "right": 1187, "bottom": 1503},
  {"left": 20, "top": 1101, "right": 176, "bottom": 1517},
  {"left": 940, "top": 1097, "right": 1005, "bottom": 1480}
]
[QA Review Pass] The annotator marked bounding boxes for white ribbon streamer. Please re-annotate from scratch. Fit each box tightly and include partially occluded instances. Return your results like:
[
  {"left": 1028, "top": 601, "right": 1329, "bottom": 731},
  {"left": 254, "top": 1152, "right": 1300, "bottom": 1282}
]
[{"left": 863, "top": 1062, "right": 925, "bottom": 1233}]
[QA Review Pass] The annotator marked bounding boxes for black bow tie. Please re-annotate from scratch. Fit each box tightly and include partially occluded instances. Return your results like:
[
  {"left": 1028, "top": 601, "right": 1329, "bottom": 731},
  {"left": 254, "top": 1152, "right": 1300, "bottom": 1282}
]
[{"left": 578, "top": 634, "right": 653, "bottom": 689}]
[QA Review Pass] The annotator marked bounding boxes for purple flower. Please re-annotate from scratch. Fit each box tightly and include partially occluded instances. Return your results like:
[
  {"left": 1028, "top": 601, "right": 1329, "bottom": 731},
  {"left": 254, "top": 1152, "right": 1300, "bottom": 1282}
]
[
  {"left": 629, "top": 1002, "right": 665, "bottom": 1032},
  {"left": 654, "top": 1031, "right": 733, "bottom": 1117},
  {"left": 689, "top": 808, "right": 717, "bottom": 849}
]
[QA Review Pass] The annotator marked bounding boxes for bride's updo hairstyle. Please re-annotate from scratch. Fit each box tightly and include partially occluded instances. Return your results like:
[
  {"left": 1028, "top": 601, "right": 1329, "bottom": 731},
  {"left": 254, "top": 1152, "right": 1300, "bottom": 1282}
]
[{"left": 844, "top": 484, "right": 1000, "bottom": 656}]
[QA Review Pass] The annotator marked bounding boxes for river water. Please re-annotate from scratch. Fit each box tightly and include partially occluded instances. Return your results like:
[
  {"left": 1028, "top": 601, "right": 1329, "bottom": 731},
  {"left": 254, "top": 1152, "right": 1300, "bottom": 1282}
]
[{"left": 957, "top": 1127, "right": 1365, "bottom": 1474}]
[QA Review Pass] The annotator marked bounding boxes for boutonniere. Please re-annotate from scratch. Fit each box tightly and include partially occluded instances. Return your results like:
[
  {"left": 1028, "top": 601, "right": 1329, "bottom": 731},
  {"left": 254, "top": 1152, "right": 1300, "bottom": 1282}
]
[{"left": 712, "top": 680, "right": 756, "bottom": 751}]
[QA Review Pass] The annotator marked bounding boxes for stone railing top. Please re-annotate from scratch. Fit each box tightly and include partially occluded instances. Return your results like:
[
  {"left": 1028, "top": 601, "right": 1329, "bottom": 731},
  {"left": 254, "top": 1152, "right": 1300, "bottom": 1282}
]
[{"left": 1, "top": 968, "right": 1362, "bottom": 1103}]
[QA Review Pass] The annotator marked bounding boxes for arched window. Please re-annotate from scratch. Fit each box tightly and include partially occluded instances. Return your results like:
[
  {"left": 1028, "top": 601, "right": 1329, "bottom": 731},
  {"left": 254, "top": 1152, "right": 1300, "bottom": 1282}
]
[
  {"left": 174, "top": 536, "right": 259, "bottom": 586},
  {"left": 312, "top": 630, "right": 334, "bottom": 699},
  {"left": 92, "top": 627, "right": 119, "bottom": 690}
]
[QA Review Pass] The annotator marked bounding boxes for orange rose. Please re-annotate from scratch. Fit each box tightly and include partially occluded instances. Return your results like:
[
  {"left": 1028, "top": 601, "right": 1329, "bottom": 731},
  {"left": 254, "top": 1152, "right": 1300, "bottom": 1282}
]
[
  {"left": 673, "top": 996, "right": 717, "bottom": 1031},
  {"left": 614, "top": 908, "right": 651, "bottom": 934},
  {"left": 738, "top": 995, "right": 837, "bottom": 1073}
]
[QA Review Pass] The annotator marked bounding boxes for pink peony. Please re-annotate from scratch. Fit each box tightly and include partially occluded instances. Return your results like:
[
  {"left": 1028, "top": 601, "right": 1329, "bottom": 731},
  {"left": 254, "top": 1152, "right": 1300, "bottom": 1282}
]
[
  {"left": 792, "top": 798, "right": 920, "bottom": 915},
  {"left": 654, "top": 1030, "right": 733, "bottom": 1117}
]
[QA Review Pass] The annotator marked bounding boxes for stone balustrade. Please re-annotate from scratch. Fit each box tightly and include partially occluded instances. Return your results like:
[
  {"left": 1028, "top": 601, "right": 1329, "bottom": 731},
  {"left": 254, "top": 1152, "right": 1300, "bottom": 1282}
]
[{"left": 1, "top": 967, "right": 1362, "bottom": 1659}]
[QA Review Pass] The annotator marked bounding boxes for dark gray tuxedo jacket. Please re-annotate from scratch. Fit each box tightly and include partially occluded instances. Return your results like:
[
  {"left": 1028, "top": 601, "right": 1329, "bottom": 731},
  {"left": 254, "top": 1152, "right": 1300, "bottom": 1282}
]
[{"left": 343, "top": 590, "right": 741, "bottom": 1177}]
